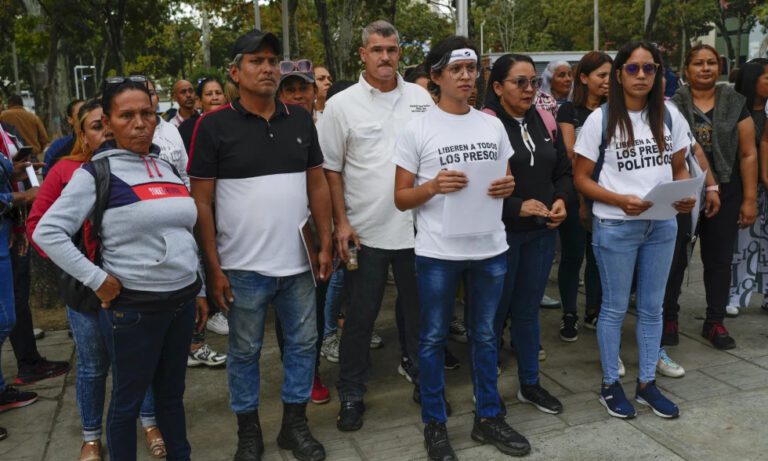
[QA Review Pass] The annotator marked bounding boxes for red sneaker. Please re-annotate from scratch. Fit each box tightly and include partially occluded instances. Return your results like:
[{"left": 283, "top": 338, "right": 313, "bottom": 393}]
[{"left": 311, "top": 374, "right": 330, "bottom": 404}]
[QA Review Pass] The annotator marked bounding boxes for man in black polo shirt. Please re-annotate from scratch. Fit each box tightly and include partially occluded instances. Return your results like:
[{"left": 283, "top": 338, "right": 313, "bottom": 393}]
[{"left": 189, "top": 29, "right": 332, "bottom": 461}]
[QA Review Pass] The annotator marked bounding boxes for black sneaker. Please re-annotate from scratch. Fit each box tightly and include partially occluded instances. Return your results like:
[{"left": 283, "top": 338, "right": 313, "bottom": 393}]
[
  {"left": 471, "top": 416, "right": 531, "bottom": 457},
  {"left": 444, "top": 349, "right": 460, "bottom": 370},
  {"left": 702, "top": 321, "right": 736, "bottom": 350},
  {"left": 559, "top": 313, "right": 579, "bottom": 342},
  {"left": 661, "top": 319, "right": 679, "bottom": 346},
  {"left": 398, "top": 356, "right": 415, "bottom": 383},
  {"left": 413, "top": 385, "right": 452, "bottom": 416},
  {"left": 0, "top": 387, "right": 38, "bottom": 412},
  {"left": 14, "top": 358, "right": 70, "bottom": 385},
  {"left": 517, "top": 383, "right": 563, "bottom": 414},
  {"left": 0, "top": 426, "right": 6, "bottom": 440},
  {"left": 336, "top": 400, "right": 365, "bottom": 432},
  {"left": 448, "top": 318, "right": 468, "bottom": 343},
  {"left": 583, "top": 313, "right": 598, "bottom": 330},
  {"left": 424, "top": 421, "right": 456, "bottom": 461}
]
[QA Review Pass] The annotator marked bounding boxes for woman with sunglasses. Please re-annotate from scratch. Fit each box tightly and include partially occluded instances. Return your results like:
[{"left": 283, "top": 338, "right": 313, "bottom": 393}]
[
  {"left": 34, "top": 77, "right": 201, "bottom": 461},
  {"left": 556, "top": 51, "right": 612, "bottom": 341},
  {"left": 574, "top": 41, "right": 696, "bottom": 419},
  {"left": 484, "top": 54, "right": 572, "bottom": 416},
  {"left": 178, "top": 77, "right": 227, "bottom": 153},
  {"left": 664, "top": 44, "right": 758, "bottom": 349},
  {"left": 726, "top": 59, "right": 768, "bottom": 316},
  {"left": 28, "top": 99, "right": 167, "bottom": 461}
]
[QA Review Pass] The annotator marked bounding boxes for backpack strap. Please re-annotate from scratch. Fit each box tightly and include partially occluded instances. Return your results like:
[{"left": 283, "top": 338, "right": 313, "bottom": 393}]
[
  {"left": 90, "top": 157, "right": 112, "bottom": 266},
  {"left": 535, "top": 106, "right": 558, "bottom": 140}
]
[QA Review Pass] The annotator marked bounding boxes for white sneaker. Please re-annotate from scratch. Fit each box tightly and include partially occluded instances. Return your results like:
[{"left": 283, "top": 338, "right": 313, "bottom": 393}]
[
  {"left": 370, "top": 331, "right": 384, "bottom": 349},
  {"left": 657, "top": 348, "right": 685, "bottom": 378},
  {"left": 725, "top": 305, "right": 740, "bottom": 317},
  {"left": 618, "top": 357, "right": 626, "bottom": 377},
  {"left": 187, "top": 344, "right": 227, "bottom": 367},
  {"left": 206, "top": 312, "right": 229, "bottom": 335},
  {"left": 320, "top": 335, "right": 340, "bottom": 363}
]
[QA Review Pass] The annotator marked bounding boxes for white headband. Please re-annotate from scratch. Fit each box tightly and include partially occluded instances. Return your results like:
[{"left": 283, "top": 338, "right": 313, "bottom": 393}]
[{"left": 431, "top": 48, "right": 478, "bottom": 71}]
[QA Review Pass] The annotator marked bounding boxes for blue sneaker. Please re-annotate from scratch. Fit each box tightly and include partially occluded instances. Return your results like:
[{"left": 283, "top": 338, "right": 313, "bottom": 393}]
[
  {"left": 599, "top": 381, "right": 636, "bottom": 419},
  {"left": 635, "top": 380, "right": 679, "bottom": 419}
]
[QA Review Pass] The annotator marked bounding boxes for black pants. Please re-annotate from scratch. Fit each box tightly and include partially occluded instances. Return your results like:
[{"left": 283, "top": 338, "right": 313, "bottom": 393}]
[
  {"left": 664, "top": 181, "right": 742, "bottom": 323},
  {"left": 662, "top": 213, "right": 694, "bottom": 322},
  {"left": 10, "top": 238, "right": 43, "bottom": 368},
  {"left": 558, "top": 200, "right": 587, "bottom": 315},
  {"left": 337, "top": 245, "right": 420, "bottom": 401},
  {"left": 584, "top": 232, "right": 602, "bottom": 314}
]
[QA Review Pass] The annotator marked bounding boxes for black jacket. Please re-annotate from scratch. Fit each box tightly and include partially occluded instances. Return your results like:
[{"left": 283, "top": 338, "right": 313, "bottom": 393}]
[{"left": 485, "top": 98, "right": 574, "bottom": 232}]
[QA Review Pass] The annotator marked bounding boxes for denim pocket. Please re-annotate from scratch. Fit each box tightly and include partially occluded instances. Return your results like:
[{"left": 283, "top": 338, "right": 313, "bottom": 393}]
[
  {"left": 598, "top": 218, "right": 626, "bottom": 227},
  {"left": 109, "top": 310, "right": 141, "bottom": 330}
]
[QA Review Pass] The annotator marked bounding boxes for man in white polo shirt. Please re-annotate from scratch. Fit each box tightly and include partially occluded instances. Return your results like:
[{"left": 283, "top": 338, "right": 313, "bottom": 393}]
[{"left": 318, "top": 19, "right": 433, "bottom": 432}]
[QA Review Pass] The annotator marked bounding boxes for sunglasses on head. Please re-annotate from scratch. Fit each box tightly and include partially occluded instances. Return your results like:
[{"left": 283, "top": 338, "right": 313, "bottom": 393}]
[
  {"left": 280, "top": 59, "right": 312, "bottom": 75},
  {"left": 103, "top": 75, "right": 148, "bottom": 87},
  {"left": 622, "top": 62, "right": 659, "bottom": 76}
]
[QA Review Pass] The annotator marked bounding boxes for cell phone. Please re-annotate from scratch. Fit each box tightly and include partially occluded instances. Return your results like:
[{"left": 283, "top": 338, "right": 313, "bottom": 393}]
[{"left": 14, "top": 146, "right": 33, "bottom": 162}]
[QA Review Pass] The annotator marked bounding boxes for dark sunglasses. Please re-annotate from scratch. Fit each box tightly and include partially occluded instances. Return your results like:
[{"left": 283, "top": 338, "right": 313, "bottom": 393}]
[
  {"left": 503, "top": 77, "right": 542, "bottom": 90},
  {"left": 103, "top": 75, "right": 149, "bottom": 87},
  {"left": 622, "top": 62, "right": 659, "bottom": 76},
  {"left": 280, "top": 59, "right": 312, "bottom": 75}
]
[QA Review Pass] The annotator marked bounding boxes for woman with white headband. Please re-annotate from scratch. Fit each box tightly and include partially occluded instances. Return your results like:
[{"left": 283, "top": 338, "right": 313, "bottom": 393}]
[{"left": 393, "top": 36, "right": 526, "bottom": 460}]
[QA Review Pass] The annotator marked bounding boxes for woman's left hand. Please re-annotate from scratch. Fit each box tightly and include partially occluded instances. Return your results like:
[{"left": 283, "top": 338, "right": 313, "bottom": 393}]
[
  {"left": 487, "top": 175, "right": 515, "bottom": 198},
  {"left": 546, "top": 199, "right": 567, "bottom": 229},
  {"left": 195, "top": 296, "right": 209, "bottom": 332},
  {"left": 739, "top": 199, "right": 758, "bottom": 228},
  {"left": 672, "top": 196, "right": 696, "bottom": 214}
]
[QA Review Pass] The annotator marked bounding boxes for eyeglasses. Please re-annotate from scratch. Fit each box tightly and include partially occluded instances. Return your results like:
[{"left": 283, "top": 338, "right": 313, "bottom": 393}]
[
  {"left": 445, "top": 63, "right": 478, "bottom": 79},
  {"left": 503, "top": 77, "right": 542, "bottom": 90},
  {"left": 280, "top": 59, "right": 312, "bottom": 75},
  {"left": 103, "top": 75, "right": 148, "bottom": 87},
  {"left": 622, "top": 62, "right": 659, "bottom": 76}
]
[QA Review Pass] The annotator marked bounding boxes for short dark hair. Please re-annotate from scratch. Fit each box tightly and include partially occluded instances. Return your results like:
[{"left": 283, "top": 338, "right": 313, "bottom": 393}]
[
  {"left": 196, "top": 77, "right": 224, "bottom": 98},
  {"left": 101, "top": 81, "right": 152, "bottom": 117},
  {"left": 67, "top": 99, "right": 84, "bottom": 118},
  {"left": 404, "top": 66, "right": 429, "bottom": 84},
  {"left": 326, "top": 80, "right": 355, "bottom": 101},
  {"left": 424, "top": 35, "right": 478, "bottom": 98},
  {"left": 7, "top": 94, "right": 23, "bottom": 107},
  {"left": 734, "top": 61, "right": 768, "bottom": 114}
]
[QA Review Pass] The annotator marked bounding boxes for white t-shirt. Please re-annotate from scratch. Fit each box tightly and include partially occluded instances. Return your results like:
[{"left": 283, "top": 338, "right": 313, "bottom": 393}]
[
  {"left": 153, "top": 118, "right": 190, "bottom": 188},
  {"left": 574, "top": 102, "right": 690, "bottom": 219},
  {"left": 393, "top": 106, "right": 513, "bottom": 261},
  {"left": 318, "top": 73, "right": 434, "bottom": 250}
]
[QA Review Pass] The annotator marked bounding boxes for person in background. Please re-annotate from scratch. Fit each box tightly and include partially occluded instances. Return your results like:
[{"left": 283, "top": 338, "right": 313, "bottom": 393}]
[
  {"left": 170, "top": 80, "right": 198, "bottom": 127},
  {"left": 726, "top": 59, "right": 768, "bottom": 315},
  {"left": 313, "top": 66, "right": 332, "bottom": 120},
  {"left": 0, "top": 94, "right": 48, "bottom": 157},
  {"left": 43, "top": 98, "right": 84, "bottom": 175},
  {"left": 666, "top": 44, "right": 758, "bottom": 350},
  {"left": 178, "top": 78, "right": 227, "bottom": 163},
  {"left": 541, "top": 60, "right": 573, "bottom": 108}
]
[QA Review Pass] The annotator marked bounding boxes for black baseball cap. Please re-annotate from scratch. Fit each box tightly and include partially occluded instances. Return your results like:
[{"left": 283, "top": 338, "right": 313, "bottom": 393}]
[{"left": 231, "top": 29, "right": 280, "bottom": 60}]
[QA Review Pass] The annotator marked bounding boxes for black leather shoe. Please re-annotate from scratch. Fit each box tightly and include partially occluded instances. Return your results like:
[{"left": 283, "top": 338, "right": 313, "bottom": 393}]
[
  {"left": 424, "top": 421, "right": 457, "bottom": 461},
  {"left": 471, "top": 416, "right": 530, "bottom": 457},
  {"left": 234, "top": 410, "right": 264, "bottom": 461},
  {"left": 413, "top": 385, "right": 452, "bottom": 417},
  {"left": 336, "top": 400, "right": 365, "bottom": 432},
  {"left": 277, "top": 403, "right": 325, "bottom": 461}
]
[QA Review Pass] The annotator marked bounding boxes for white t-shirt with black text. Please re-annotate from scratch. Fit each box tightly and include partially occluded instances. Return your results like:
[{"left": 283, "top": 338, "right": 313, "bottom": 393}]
[
  {"left": 574, "top": 102, "right": 690, "bottom": 220},
  {"left": 393, "top": 105, "right": 513, "bottom": 260}
]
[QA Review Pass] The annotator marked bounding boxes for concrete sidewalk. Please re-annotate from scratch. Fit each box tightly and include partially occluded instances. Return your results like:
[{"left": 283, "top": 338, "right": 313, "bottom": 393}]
[{"left": 2, "top": 256, "right": 768, "bottom": 460}]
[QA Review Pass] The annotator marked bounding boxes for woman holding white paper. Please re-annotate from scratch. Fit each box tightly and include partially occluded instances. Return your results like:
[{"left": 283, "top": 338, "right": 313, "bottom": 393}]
[
  {"left": 573, "top": 41, "right": 695, "bottom": 420},
  {"left": 483, "top": 53, "right": 573, "bottom": 416}
]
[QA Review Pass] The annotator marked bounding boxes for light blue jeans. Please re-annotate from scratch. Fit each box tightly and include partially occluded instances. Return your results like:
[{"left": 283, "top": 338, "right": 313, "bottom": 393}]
[
  {"left": 226, "top": 270, "right": 317, "bottom": 413},
  {"left": 592, "top": 218, "right": 677, "bottom": 384},
  {"left": 322, "top": 268, "right": 345, "bottom": 338},
  {"left": 67, "top": 307, "right": 156, "bottom": 441},
  {"left": 0, "top": 220, "right": 16, "bottom": 393}
]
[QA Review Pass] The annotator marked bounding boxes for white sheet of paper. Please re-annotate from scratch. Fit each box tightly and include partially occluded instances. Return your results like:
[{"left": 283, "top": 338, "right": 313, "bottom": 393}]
[
  {"left": 26, "top": 165, "right": 40, "bottom": 187},
  {"left": 298, "top": 215, "right": 317, "bottom": 287},
  {"left": 442, "top": 160, "right": 506, "bottom": 236},
  {"left": 637, "top": 174, "right": 706, "bottom": 220}
]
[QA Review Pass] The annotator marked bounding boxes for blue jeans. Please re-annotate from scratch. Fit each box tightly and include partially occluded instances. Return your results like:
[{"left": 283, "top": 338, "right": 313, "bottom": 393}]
[
  {"left": 0, "top": 220, "right": 16, "bottom": 392},
  {"left": 227, "top": 270, "right": 317, "bottom": 412},
  {"left": 496, "top": 229, "right": 556, "bottom": 385},
  {"left": 67, "top": 307, "right": 156, "bottom": 441},
  {"left": 592, "top": 218, "right": 677, "bottom": 384},
  {"left": 322, "top": 268, "right": 345, "bottom": 338},
  {"left": 99, "top": 300, "right": 195, "bottom": 461},
  {"left": 416, "top": 253, "right": 506, "bottom": 423}
]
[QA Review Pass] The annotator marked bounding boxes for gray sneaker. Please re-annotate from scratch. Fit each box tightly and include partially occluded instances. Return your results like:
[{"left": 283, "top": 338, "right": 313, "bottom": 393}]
[
  {"left": 321, "top": 335, "right": 340, "bottom": 363},
  {"left": 187, "top": 344, "right": 227, "bottom": 367},
  {"left": 370, "top": 331, "right": 384, "bottom": 349}
]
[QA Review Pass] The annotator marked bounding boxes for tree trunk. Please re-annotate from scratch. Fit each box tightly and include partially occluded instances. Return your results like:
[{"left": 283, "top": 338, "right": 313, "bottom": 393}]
[
  {"left": 715, "top": 0, "right": 736, "bottom": 67},
  {"left": 314, "top": 0, "right": 336, "bottom": 77},
  {"left": 201, "top": 6, "right": 211, "bottom": 69},
  {"left": 643, "top": 0, "right": 663, "bottom": 39},
  {"left": 388, "top": 0, "right": 397, "bottom": 25},
  {"left": 289, "top": 0, "right": 299, "bottom": 57},
  {"left": 102, "top": 0, "right": 127, "bottom": 74}
]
